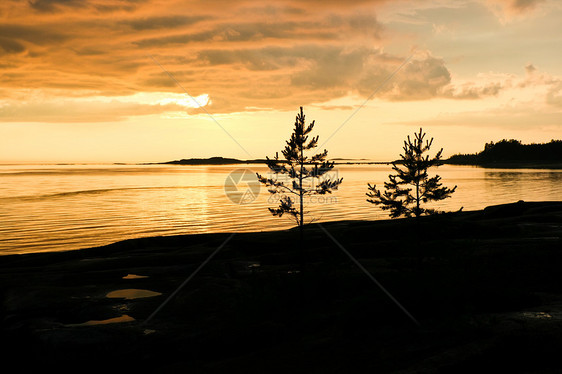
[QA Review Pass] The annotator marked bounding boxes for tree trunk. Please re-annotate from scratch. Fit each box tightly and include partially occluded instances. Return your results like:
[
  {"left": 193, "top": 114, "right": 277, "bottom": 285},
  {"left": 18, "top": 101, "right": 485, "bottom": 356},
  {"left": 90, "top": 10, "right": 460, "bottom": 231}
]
[
  {"left": 299, "top": 154, "right": 304, "bottom": 228},
  {"left": 415, "top": 164, "right": 421, "bottom": 218},
  {"left": 416, "top": 180, "right": 420, "bottom": 218},
  {"left": 298, "top": 148, "right": 306, "bottom": 306},
  {"left": 299, "top": 148, "right": 305, "bottom": 269}
]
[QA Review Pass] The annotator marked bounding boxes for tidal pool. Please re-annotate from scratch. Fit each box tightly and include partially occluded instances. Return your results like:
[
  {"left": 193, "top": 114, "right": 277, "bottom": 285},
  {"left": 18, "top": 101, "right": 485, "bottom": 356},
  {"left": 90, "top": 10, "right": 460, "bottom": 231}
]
[{"left": 106, "top": 289, "right": 162, "bottom": 300}]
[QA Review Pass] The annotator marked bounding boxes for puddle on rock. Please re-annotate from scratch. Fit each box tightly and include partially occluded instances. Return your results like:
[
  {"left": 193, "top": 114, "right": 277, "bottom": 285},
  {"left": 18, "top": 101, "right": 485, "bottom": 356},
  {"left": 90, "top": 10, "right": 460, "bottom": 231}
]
[
  {"left": 106, "top": 289, "right": 162, "bottom": 300},
  {"left": 522, "top": 311, "right": 553, "bottom": 319},
  {"left": 66, "top": 314, "right": 135, "bottom": 327},
  {"left": 123, "top": 274, "right": 148, "bottom": 280},
  {"left": 114, "top": 303, "right": 130, "bottom": 312}
]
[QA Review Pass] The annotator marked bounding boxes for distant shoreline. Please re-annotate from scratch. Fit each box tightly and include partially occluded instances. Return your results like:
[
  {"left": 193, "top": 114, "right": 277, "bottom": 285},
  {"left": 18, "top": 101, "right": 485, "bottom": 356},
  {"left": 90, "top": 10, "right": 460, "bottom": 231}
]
[
  {"left": 443, "top": 161, "right": 562, "bottom": 169},
  {"left": 2, "top": 159, "right": 560, "bottom": 169},
  {"left": 144, "top": 156, "right": 562, "bottom": 169},
  {"left": 446, "top": 139, "right": 562, "bottom": 169},
  {"left": 144, "top": 156, "right": 393, "bottom": 166}
]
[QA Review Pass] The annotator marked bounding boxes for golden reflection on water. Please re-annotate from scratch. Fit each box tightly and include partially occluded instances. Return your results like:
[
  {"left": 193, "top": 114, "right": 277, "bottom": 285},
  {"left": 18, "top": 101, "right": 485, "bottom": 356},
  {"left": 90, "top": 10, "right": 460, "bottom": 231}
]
[{"left": 0, "top": 164, "right": 560, "bottom": 255}]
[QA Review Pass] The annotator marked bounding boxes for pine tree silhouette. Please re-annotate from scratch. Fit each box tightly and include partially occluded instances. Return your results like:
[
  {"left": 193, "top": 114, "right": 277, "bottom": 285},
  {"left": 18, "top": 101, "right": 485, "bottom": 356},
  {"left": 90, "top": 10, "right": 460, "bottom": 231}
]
[
  {"left": 367, "top": 128, "right": 456, "bottom": 218},
  {"left": 257, "top": 107, "right": 343, "bottom": 227}
]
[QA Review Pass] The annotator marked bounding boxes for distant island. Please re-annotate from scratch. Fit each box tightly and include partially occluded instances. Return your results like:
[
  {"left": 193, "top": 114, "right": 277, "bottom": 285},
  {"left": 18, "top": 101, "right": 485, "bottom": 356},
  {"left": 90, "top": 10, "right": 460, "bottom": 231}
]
[
  {"left": 153, "top": 156, "right": 390, "bottom": 165},
  {"left": 159, "top": 156, "right": 265, "bottom": 165},
  {"left": 446, "top": 139, "right": 562, "bottom": 168}
]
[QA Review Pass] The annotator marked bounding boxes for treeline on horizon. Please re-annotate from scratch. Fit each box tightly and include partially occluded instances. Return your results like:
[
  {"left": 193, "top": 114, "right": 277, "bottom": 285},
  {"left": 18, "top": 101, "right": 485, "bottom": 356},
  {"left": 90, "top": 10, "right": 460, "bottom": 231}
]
[{"left": 447, "top": 139, "right": 562, "bottom": 165}]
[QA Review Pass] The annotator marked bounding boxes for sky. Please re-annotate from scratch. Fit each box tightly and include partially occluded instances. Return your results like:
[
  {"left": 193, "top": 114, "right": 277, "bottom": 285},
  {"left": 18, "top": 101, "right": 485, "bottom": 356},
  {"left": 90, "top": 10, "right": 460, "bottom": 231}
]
[{"left": 0, "top": 0, "right": 561, "bottom": 163}]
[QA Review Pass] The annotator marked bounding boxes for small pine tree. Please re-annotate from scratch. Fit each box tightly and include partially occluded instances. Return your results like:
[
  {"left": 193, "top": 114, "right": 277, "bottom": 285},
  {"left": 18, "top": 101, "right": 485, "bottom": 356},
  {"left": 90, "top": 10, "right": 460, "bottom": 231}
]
[
  {"left": 367, "top": 128, "right": 456, "bottom": 218},
  {"left": 257, "top": 107, "right": 343, "bottom": 227}
]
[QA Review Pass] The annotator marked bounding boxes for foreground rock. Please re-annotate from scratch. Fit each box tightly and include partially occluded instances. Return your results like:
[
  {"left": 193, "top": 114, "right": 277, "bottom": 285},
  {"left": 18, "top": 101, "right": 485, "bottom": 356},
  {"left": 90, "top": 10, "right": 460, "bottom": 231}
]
[{"left": 1, "top": 201, "right": 562, "bottom": 373}]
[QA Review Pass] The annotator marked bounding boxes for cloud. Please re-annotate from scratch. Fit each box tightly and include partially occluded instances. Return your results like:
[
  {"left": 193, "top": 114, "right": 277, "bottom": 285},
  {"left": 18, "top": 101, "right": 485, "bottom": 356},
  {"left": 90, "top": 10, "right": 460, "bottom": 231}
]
[
  {"left": 442, "top": 82, "right": 503, "bottom": 99},
  {"left": 167, "top": 48, "right": 463, "bottom": 114},
  {"left": 0, "top": 92, "right": 210, "bottom": 122},
  {"left": 124, "top": 15, "right": 211, "bottom": 31},
  {"left": 483, "top": 0, "right": 546, "bottom": 22},
  {"left": 133, "top": 14, "right": 380, "bottom": 48},
  {"left": 0, "top": 24, "right": 68, "bottom": 45},
  {"left": 546, "top": 82, "right": 562, "bottom": 107},
  {"left": 525, "top": 63, "right": 537, "bottom": 74},
  {"left": 0, "top": 38, "right": 26, "bottom": 55},
  {"left": 388, "top": 64, "right": 562, "bottom": 130},
  {"left": 28, "top": 0, "right": 85, "bottom": 13},
  {"left": 0, "top": 0, "right": 388, "bottom": 118},
  {"left": 28, "top": 0, "right": 145, "bottom": 13},
  {"left": 388, "top": 55, "right": 452, "bottom": 100},
  {"left": 0, "top": 0, "right": 557, "bottom": 123},
  {"left": 502, "top": 0, "right": 545, "bottom": 12}
]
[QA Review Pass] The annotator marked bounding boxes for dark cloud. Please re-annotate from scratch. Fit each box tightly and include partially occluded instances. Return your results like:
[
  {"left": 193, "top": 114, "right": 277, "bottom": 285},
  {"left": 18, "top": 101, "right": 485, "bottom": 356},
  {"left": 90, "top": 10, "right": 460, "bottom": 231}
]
[
  {"left": 71, "top": 47, "right": 105, "bottom": 56},
  {"left": 488, "top": 0, "right": 546, "bottom": 16},
  {"left": 525, "top": 64, "right": 537, "bottom": 74},
  {"left": 134, "top": 13, "right": 381, "bottom": 48},
  {"left": 0, "top": 24, "right": 68, "bottom": 45},
  {"left": 134, "top": 30, "right": 219, "bottom": 48},
  {"left": 199, "top": 45, "right": 320, "bottom": 71},
  {"left": 134, "top": 21, "right": 341, "bottom": 48},
  {"left": 512, "top": 0, "right": 545, "bottom": 11},
  {"left": 28, "top": 0, "right": 84, "bottom": 13},
  {"left": 290, "top": 47, "right": 368, "bottom": 88},
  {"left": 28, "top": 0, "right": 145, "bottom": 13},
  {"left": 391, "top": 57, "right": 452, "bottom": 100},
  {"left": 0, "top": 37, "right": 26, "bottom": 55},
  {"left": 93, "top": 0, "right": 145, "bottom": 13},
  {"left": 241, "top": 4, "right": 306, "bottom": 16},
  {"left": 124, "top": 15, "right": 210, "bottom": 31}
]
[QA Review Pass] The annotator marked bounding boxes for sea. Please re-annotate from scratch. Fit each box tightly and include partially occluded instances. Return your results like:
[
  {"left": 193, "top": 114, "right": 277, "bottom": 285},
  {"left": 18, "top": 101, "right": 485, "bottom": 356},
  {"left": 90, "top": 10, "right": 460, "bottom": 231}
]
[{"left": 1, "top": 163, "right": 561, "bottom": 255}]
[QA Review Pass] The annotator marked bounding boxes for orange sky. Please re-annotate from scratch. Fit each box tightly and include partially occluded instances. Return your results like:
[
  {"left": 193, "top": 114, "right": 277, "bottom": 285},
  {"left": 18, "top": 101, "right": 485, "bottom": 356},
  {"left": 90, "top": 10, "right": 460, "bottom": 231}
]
[{"left": 1, "top": 0, "right": 561, "bottom": 163}]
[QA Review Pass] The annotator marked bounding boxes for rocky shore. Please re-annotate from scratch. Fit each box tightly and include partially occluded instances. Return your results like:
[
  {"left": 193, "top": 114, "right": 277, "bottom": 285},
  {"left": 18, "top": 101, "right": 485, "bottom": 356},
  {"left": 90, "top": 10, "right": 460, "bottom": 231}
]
[{"left": 1, "top": 201, "right": 562, "bottom": 373}]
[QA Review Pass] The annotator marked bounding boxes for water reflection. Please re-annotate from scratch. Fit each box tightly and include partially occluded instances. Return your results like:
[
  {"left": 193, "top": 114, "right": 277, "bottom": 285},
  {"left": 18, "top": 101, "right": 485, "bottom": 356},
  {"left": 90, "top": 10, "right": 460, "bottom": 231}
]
[{"left": 0, "top": 164, "right": 560, "bottom": 255}]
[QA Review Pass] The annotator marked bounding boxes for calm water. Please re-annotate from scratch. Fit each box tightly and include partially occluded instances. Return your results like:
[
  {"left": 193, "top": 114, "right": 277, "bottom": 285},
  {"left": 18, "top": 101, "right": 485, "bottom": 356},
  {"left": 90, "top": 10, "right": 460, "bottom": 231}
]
[{"left": 1, "top": 164, "right": 560, "bottom": 255}]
